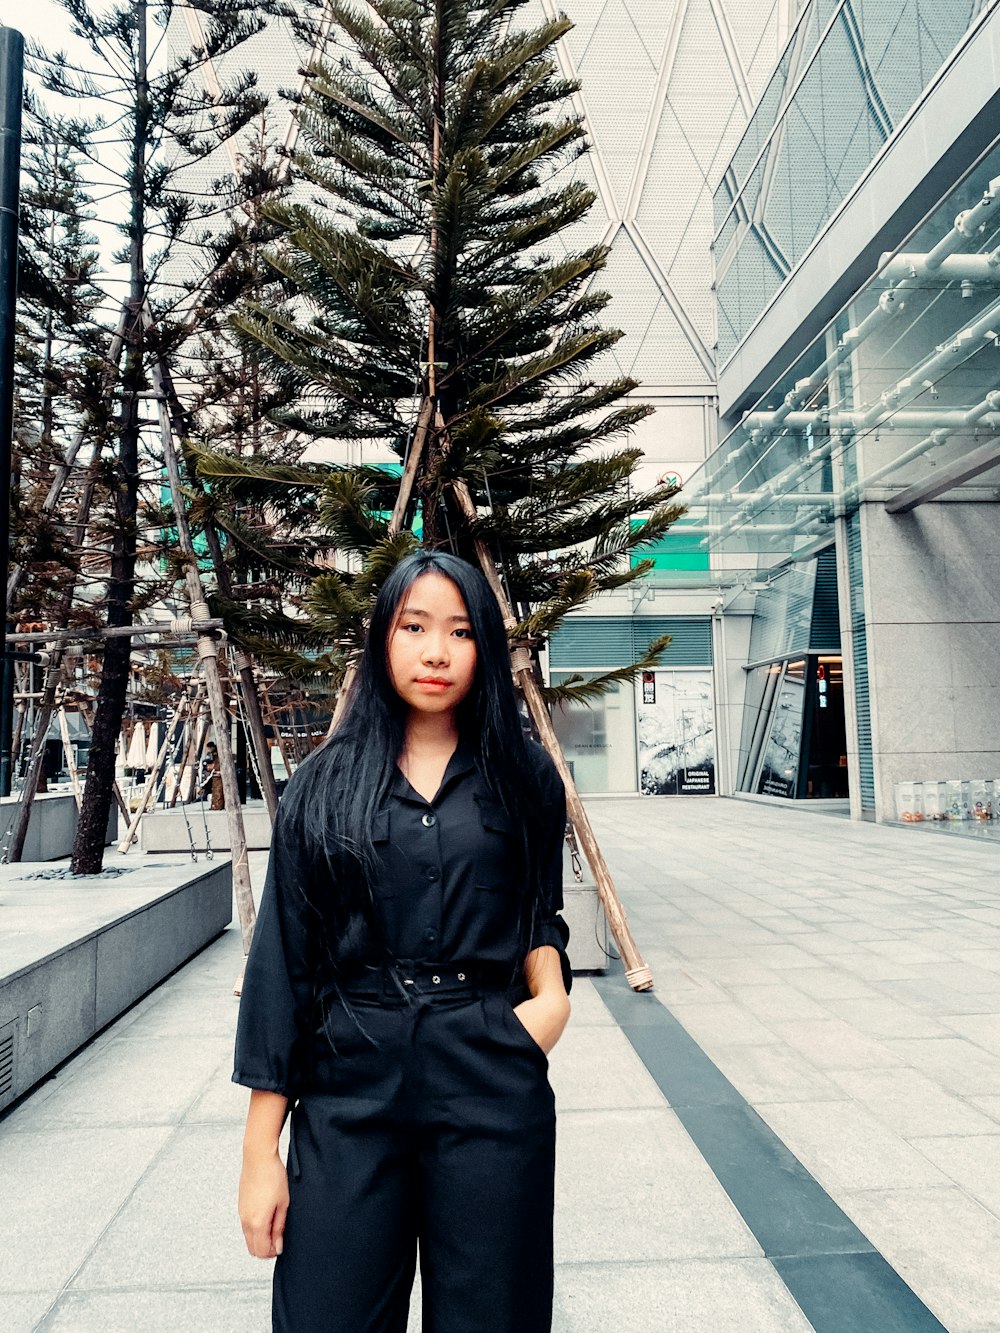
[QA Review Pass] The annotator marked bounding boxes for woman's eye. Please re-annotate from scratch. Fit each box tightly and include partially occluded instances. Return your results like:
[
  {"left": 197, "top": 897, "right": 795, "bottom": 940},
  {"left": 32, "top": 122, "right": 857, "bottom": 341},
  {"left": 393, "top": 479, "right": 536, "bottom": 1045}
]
[
  {"left": 401, "top": 622, "right": 422, "bottom": 633},
  {"left": 454, "top": 628, "right": 474, "bottom": 639}
]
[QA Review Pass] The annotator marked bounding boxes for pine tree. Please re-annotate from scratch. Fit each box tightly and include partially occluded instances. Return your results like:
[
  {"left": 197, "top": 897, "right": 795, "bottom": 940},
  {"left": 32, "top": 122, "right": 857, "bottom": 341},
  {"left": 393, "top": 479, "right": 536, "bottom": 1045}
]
[
  {"left": 20, "top": 0, "right": 292, "bottom": 871},
  {"left": 196, "top": 0, "right": 684, "bottom": 703},
  {"left": 11, "top": 100, "right": 104, "bottom": 628}
]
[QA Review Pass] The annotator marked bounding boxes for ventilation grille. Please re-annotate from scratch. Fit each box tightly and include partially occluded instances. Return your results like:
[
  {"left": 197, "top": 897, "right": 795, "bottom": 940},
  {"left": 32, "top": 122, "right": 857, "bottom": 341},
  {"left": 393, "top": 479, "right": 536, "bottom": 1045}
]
[
  {"left": 0, "top": 1022, "right": 16, "bottom": 1109},
  {"left": 847, "top": 512, "right": 875, "bottom": 816},
  {"left": 549, "top": 616, "right": 714, "bottom": 669},
  {"left": 809, "top": 546, "right": 842, "bottom": 652}
]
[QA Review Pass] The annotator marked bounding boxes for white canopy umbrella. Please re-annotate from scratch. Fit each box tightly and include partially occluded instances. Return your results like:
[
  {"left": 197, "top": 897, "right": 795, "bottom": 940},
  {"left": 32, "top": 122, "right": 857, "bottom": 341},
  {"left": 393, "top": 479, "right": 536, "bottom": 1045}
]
[
  {"left": 126, "top": 723, "right": 147, "bottom": 769},
  {"left": 144, "top": 722, "right": 160, "bottom": 770}
]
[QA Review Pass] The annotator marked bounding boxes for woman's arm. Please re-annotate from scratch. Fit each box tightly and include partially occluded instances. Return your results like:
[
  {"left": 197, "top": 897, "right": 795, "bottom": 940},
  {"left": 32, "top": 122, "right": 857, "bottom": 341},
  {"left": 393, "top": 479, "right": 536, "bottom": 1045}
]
[
  {"left": 239, "top": 1089, "right": 290, "bottom": 1259},
  {"left": 514, "top": 943, "right": 571, "bottom": 1053}
]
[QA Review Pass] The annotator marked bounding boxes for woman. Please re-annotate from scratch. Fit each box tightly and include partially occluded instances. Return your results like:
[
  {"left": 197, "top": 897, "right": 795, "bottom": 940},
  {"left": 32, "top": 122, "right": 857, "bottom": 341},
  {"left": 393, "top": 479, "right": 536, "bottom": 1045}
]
[{"left": 234, "top": 549, "right": 572, "bottom": 1333}]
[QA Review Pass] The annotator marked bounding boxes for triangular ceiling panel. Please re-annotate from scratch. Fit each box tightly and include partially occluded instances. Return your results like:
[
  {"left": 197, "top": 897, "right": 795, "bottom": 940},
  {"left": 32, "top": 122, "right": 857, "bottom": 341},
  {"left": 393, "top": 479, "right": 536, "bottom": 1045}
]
[
  {"left": 666, "top": 0, "right": 743, "bottom": 174},
  {"left": 560, "top": 0, "right": 623, "bottom": 67},
  {"left": 629, "top": 296, "right": 710, "bottom": 383},
  {"left": 634, "top": 102, "right": 706, "bottom": 262},
  {"left": 572, "top": 0, "right": 665, "bottom": 209},
  {"left": 720, "top": 0, "right": 782, "bottom": 91},
  {"left": 598, "top": 230, "right": 708, "bottom": 383},
  {"left": 667, "top": 218, "right": 718, "bottom": 346}
]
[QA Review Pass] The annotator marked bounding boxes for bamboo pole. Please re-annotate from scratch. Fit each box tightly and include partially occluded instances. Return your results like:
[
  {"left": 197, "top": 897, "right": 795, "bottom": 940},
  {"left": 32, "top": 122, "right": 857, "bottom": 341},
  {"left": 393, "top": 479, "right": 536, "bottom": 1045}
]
[
  {"left": 116, "top": 687, "right": 192, "bottom": 853},
  {"left": 170, "top": 686, "right": 207, "bottom": 807},
  {"left": 57, "top": 708, "right": 83, "bottom": 810},
  {"left": 154, "top": 362, "right": 279, "bottom": 819},
  {"left": 77, "top": 701, "right": 129, "bottom": 822},
  {"left": 151, "top": 364, "right": 256, "bottom": 955},
  {"left": 449, "top": 476, "right": 653, "bottom": 991}
]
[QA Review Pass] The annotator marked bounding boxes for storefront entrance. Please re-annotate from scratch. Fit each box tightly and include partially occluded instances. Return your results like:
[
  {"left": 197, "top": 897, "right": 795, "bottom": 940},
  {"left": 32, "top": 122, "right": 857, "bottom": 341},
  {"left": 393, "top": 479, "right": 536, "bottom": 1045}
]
[{"left": 740, "top": 655, "right": 848, "bottom": 799}]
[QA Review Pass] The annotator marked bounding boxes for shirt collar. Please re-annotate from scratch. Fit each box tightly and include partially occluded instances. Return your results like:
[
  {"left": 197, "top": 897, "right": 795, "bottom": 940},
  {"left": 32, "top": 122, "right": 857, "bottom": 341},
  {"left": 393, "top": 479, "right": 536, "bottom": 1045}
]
[{"left": 390, "top": 735, "right": 479, "bottom": 805}]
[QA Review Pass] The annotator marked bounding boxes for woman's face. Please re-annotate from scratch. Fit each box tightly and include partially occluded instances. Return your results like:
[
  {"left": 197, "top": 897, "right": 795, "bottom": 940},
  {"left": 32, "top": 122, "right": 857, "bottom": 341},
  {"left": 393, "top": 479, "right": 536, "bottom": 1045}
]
[{"left": 386, "top": 571, "right": 478, "bottom": 717}]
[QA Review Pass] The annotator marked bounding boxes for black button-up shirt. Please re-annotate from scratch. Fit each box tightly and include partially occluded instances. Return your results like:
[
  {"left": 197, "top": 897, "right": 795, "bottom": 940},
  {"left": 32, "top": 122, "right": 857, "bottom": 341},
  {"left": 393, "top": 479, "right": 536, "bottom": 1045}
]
[{"left": 233, "top": 737, "right": 570, "bottom": 1098}]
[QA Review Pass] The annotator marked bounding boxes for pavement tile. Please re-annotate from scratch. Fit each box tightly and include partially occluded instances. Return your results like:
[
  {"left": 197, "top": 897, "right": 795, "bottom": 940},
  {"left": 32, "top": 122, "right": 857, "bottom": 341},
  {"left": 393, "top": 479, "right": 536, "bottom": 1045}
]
[
  {"left": 678, "top": 955, "right": 783, "bottom": 986},
  {"left": 119, "top": 981, "right": 243, "bottom": 1037},
  {"left": 875, "top": 978, "right": 1000, "bottom": 1016},
  {"left": 548, "top": 1025, "right": 666, "bottom": 1111},
  {"left": 786, "top": 968, "right": 883, "bottom": 1002},
  {"left": 755, "top": 1100, "right": 950, "bottom": 1192},
  {"left": 969, "top": 1096, "right": 1000, "bottom": 1123},
  {"left": 552, "top": 1258, "right": 814, "bottom": 1332},
  {"left": 772, "top": 1252, "right": 949, "bottom": 1333},
  {"left": 907, "top": 1134, "right": 1000, "bottom": 1216},
  {"left": 554, "top": 1108, "right": 759, "bottom": 1263},
  {"left": 726, "top": 983, "right": 830, "bottom": 1023},
  {"left": 706, "top": 1043, "right": 849, "bottom": 1105},
  {"left": 838, "top": 1187, "right": 1000, "bottom": 1332},
  {"left": 824, "top": 996, "right": 949, "bottom": 1040},
  {"left": 8, "top": 1035, "right": 232, "bottom": 1131},
  {"left": 560, "top": 978, "right": 616, "bottom": 1027},
  {"left": 69, "top": 1123, "right": 276, "bottom": 1290},
  {"left": 0, "top": 1126, "right": 171, "bottom": 1292},
  {"left": 37, "top": 1286, "right": 271, "bottom": 1332},
  {"left": 826, "top": 1067, "right": 1000, "bottom": 1138},
  {"left": 668, "top": 934, "right": 750, "bottom": 960},
  {"left": 667, "top": 1000, "right": 781, "bottom": 1048},
  {"left": 6, "top": 1291, "right": 57, "bottom": 1333},
  {"left": 884, "top": 1038, "right": 1000, "bottom": 1095},
  {"left": 183, "top": 1055, "right": 250, "bottom": 1125},
  {"left": 770, "top": 1018, "right": 903, "bottom": 1070},
  {"left": 940, "top": 1014, "right": 1000, "bottom": 1055}
]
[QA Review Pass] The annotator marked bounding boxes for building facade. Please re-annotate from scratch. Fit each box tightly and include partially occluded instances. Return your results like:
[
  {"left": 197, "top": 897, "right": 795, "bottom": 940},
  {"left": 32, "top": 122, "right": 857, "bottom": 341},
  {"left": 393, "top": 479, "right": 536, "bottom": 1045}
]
[{"left": 551, "top": 0, "right": 1000, "bottom": 825}]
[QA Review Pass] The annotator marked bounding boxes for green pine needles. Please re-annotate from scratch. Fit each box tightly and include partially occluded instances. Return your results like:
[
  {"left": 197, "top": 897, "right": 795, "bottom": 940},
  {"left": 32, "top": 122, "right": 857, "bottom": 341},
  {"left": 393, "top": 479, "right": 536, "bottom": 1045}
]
[{"left": 197, "top": 0, "right": 685, "bottom": 702}]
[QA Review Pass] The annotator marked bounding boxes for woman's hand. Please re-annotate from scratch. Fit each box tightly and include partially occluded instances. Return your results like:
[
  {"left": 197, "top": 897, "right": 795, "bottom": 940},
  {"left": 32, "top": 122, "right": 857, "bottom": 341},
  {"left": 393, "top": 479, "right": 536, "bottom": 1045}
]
[
  {"left": 513, "top": 992, "right": 571, "bottom": 1054},
  {"left": 239, "top": 1145, "right": 290, "bottom": 1259}
]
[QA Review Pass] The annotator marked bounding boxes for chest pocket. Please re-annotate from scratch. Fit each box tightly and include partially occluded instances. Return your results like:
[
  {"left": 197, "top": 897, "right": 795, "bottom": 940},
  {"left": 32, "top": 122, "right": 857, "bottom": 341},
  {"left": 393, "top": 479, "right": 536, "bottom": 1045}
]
[
  {"left": 371, "top": 808, "right": 395, "bottom": 899},
  {"left": 474, "top": 797, "right": 518, "bottom": 892}
]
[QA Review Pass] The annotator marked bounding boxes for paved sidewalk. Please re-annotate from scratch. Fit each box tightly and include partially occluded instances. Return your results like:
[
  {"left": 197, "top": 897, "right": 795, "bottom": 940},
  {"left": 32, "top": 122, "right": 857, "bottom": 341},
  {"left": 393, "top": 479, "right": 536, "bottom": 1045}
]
[{"left": 4, "top": 799, "right": 1000, "bottom": 1331}]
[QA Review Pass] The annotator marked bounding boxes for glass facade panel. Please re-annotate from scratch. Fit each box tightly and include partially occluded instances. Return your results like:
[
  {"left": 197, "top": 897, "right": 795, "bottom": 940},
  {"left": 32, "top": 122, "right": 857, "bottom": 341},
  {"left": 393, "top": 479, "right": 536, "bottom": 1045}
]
[
  {"left": 549, "top": 676, "right": 637, "bottom": 794},
  {"left": 685, "top": 133, "right": 1000, "bottom": 574},
  {"left": 713, "top": 0, "right": 983, "bottom": 361}
]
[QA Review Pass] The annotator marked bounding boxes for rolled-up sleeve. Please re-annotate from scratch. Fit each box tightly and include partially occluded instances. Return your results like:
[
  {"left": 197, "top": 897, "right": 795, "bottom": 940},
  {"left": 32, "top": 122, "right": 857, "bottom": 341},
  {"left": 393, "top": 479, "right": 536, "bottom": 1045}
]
[
  {"left": 531, "top": 748, "right": 573, "bottom": 995},
  {"left": 232, "top": 804, "right": 315, "bottom": 1097}
]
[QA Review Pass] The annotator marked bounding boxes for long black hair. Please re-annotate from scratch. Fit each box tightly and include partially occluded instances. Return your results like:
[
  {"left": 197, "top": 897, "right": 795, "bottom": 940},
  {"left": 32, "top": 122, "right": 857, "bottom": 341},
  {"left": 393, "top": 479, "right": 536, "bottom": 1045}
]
[{"left": 282, "top": 549, "right": 544, "bottom": 974}]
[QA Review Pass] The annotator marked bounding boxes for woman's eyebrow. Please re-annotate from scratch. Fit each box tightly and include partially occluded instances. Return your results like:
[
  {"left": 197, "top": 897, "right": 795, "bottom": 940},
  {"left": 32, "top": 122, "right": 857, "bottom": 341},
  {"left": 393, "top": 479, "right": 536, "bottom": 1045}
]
[{"left": 400, "top": 607, "right": 471, "bottom": 623}]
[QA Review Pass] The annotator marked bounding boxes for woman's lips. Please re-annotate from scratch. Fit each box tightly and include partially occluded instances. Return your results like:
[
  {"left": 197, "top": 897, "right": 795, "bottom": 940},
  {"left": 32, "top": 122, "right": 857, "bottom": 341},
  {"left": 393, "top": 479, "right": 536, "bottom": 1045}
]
[{"left": 415, "top": 678, "right": 450, "bottom": 689}]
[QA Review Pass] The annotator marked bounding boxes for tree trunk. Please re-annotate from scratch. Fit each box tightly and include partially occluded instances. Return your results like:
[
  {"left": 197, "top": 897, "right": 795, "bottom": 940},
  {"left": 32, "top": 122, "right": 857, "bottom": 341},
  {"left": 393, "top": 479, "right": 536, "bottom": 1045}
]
[{"left": 71, "top": 0, "right": 148, "bottom": 874}]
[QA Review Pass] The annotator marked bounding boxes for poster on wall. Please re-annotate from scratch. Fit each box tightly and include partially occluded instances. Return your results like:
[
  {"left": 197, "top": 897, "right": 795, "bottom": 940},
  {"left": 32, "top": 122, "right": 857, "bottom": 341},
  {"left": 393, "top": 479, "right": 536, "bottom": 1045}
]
[{"left": 636, "top": 669, "right": 716, "bottom": 795}]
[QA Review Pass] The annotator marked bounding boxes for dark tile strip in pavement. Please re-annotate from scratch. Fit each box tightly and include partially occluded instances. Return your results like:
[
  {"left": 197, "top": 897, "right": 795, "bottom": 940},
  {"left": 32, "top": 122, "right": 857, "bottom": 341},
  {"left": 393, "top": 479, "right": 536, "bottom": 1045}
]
[{"left": 593, "top": 968, "right": 948, "bottom": 1333}]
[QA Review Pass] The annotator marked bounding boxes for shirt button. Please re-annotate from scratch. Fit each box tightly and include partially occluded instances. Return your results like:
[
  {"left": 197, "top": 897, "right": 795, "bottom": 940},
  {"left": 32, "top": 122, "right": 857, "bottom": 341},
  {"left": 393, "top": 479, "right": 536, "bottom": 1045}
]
[
  {"left": 421, "top": 812, "right": 437, "bottom": 828},
  {"left": 424, "top": 928, "right": 437, "bottom": 943},
  {"left": 427, "top": 867, "right": 439, "bottom": 881}
]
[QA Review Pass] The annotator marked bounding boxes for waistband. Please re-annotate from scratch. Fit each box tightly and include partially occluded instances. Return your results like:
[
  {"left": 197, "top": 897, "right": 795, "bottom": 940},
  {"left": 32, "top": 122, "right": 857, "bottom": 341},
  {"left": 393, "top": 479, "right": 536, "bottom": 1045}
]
[{"left": 342, "top": 960, "right": 512, "bottom": 999}]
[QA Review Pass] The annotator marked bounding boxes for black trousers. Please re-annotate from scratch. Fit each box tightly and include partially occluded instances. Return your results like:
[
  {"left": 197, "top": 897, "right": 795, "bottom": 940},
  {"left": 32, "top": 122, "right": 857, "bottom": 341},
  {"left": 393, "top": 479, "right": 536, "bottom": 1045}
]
[{"left": 274, "top": 983, "right": 556, "bottom": 1333}]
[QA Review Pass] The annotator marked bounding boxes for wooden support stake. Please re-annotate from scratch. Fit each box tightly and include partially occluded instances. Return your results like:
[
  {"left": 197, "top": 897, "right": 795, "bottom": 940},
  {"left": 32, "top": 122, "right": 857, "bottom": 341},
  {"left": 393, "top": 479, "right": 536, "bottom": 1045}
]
[
  {"left": 57, "top": 708, "right": 83, "bottom": 811},
  {"left": 151, "top": 363, "right": 256, "bottom": 954},
  {"left": 117, "top": 688, "right": 192, "bottom": 853},
  {"left": 450, "top": 476, "right": 653, "bottom": 991}
]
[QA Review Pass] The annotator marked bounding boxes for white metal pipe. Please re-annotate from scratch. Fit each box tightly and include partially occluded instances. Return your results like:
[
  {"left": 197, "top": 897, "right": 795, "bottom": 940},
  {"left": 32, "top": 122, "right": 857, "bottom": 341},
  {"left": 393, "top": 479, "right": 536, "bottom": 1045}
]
[
  {"left": 743, "top": 406, "right": 1000, "bottom": 432},
  {"left": 880, "top": 251, "right": 1000, "bottom": 282},
  {"left": 741, "top": 174, "right": 1000, "bottom": 443}
]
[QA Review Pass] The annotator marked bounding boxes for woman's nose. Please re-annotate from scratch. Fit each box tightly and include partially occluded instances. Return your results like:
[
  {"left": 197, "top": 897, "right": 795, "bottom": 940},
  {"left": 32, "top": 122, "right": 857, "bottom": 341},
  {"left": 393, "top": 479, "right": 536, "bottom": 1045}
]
[{"left": 421, "top": 635, "right": 449, "bottom": 664}]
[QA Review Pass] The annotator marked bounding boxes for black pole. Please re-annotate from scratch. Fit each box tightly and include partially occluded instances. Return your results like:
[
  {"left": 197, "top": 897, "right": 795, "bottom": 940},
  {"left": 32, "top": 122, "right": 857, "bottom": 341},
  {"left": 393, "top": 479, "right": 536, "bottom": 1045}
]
[{"left": 0, "top": 28, "right": 24, "bottom": 797}]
